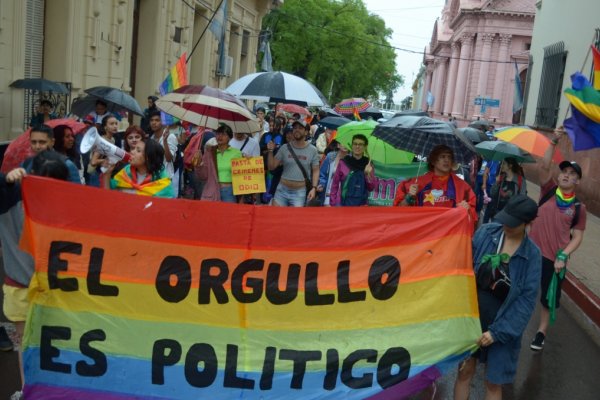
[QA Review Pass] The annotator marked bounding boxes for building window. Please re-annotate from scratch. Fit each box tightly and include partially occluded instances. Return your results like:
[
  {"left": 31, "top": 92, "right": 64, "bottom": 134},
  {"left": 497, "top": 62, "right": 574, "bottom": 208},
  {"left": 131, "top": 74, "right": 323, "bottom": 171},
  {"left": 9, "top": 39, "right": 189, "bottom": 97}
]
[
  {"left": 535, "top": 41, "right": 567, "bottom": 129},
  {"left": 241, "top": 30, "right": 250, "bottom": 56},
  {"left": 524, "top": 43, "right": 531, "bottom": 50},
  {"left": 173, "top": 27, "right": 183, "bottom": 43}
]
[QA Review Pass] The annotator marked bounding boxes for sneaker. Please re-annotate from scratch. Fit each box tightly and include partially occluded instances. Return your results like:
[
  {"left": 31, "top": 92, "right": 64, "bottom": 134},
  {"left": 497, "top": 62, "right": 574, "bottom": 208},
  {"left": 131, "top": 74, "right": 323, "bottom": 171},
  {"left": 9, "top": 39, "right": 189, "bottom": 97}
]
[
  {"left": 0, "top": 326, "right": 14, "bottom": 352},
  {"left": 530, "top": 331, "right": 545, "bottom": 351},
  {"left": 10, "top": 391, "right": 23, "bottom": 400}
]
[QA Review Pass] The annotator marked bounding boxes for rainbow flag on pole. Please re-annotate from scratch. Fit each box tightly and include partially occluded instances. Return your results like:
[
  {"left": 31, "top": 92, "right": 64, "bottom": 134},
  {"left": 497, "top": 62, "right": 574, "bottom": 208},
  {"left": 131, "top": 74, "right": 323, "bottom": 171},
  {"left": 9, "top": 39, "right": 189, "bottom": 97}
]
[
  {"left": 159, "top": 53, "right": 188, "bottom": 125},
  {"left": 20, "top": 177, "right": 480, "bottom": 400}
]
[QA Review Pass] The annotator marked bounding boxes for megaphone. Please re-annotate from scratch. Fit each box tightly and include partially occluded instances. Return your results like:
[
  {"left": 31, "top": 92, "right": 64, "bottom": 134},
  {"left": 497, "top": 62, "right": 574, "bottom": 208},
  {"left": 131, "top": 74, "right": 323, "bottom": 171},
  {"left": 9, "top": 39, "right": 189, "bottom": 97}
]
[{"left": 80, "top": 127, "right": 131, "bottom": 164}]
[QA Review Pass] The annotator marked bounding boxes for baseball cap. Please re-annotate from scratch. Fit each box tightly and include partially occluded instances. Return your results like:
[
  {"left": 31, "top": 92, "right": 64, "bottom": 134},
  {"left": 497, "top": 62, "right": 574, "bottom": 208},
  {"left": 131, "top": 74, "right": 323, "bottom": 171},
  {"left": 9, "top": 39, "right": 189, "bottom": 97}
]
[
  {"left": 292, "top": 119, "right": 307, "bottom": 128},
  {"left": 494, "top": 194, "right": 538, "bottom": 228},
  {"left": 559, "top": 161, "right": 582, "bottom": 178}
]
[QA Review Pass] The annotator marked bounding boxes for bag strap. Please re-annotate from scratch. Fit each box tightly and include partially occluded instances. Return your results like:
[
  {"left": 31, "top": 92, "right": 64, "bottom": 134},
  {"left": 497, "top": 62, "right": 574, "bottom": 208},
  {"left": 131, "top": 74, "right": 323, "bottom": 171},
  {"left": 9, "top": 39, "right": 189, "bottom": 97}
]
[
  {"left": 286, "top": 143, "right": 311, "bottom": 185},
  {"left": 240, "top": 136, "right": 250, "bottom": 152}
]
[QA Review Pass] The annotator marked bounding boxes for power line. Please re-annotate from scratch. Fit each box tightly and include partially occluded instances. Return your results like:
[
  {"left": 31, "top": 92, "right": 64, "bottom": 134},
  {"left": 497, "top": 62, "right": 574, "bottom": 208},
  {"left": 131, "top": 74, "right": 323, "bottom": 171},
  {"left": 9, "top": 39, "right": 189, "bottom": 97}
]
[{"left": 274, "top": 9, "right": 529, "bottom": 66}]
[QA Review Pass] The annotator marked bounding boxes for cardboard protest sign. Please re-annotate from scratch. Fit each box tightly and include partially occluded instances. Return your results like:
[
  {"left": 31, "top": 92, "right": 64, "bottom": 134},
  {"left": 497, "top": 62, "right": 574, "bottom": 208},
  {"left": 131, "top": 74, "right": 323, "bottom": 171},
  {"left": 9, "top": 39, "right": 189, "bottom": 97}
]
[
  {"left": 20, "top": 177, "right": 480, "bottom": 399},
  {"left": 231, "top": 157, "right": 266, "bottom": 195}
]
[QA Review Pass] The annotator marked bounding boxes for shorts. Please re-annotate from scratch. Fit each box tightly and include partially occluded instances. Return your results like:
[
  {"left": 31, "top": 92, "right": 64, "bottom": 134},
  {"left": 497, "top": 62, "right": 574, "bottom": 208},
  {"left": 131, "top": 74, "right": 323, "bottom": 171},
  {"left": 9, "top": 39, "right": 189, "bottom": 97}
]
[
  {"left": 3, "top": 284, "right": 29, "bottom": 322},
  {"left": 273, "top": 184, "right": 306, "bottom": 207},
  {"left": 540, "top": 256, "right": 563, "bottom": 309}
]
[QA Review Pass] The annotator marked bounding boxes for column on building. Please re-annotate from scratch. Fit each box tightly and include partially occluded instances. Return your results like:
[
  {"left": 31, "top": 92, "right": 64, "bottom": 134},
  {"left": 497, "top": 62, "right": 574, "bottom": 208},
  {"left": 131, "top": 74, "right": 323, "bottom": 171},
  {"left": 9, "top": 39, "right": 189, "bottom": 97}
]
[
  {"left": 491, "top": 34, "right": 512, "bottom": 121},
  {"left": 476, "top": 33, "right": 495, "bottom": 115},
  {"left": 443, "top": 43, "right": 460, "bottom": 115},
  {"left": 421, "top": 62, "right": 434, "bottom": 110},
  {"left": 452, "top": 33, "right": 475, "bottom": 117},
  {"left": 433, "top": 57, "right": 447, "bottom": 114}
]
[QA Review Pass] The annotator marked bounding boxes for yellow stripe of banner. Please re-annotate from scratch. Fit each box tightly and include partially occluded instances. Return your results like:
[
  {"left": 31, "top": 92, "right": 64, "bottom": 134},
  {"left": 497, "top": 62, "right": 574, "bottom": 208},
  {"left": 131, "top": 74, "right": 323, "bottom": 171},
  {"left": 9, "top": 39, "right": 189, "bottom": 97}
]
[{"left": 30, "top": 273, "right": 478, "bottom": 331}]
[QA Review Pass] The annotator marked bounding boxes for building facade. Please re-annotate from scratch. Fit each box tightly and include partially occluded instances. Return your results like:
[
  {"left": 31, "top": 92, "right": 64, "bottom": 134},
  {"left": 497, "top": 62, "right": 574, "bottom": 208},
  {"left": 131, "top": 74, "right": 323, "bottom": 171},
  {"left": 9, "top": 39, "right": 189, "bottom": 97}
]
[
  {"left": 0, "top": 0, "right": 273, "bottom": 140},
  {"left": 523, "top": 0, "right": 600, "bottom": 214},
  {"left": 418, "top": 0, "right": 535, "bottom": 127}
]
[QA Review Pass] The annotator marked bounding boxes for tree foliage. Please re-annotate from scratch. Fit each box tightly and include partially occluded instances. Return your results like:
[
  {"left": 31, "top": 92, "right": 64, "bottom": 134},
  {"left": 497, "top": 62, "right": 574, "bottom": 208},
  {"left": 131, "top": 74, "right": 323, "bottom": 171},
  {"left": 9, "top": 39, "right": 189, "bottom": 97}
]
[{"left": 262, "top": 0, "right": 403, "bottom": 105}]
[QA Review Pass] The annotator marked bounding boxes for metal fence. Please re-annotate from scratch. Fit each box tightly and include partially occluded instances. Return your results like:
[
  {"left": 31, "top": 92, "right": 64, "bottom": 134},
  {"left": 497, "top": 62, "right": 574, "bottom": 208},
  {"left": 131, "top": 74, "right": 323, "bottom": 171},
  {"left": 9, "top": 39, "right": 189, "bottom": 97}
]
[
  {"left": 22, "top": 82, "right": 72, "bottom": 129},
  {"left": 534, "top": 42, "right": 567, "bottom": 129}
]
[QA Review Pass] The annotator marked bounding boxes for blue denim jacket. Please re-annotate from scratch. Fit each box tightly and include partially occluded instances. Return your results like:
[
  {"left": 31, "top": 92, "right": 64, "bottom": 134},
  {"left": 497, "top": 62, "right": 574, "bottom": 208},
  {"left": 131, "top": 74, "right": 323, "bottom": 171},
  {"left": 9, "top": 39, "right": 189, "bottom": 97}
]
[{"left": 472, "top": 223, "right": 541, "bottom": 384}]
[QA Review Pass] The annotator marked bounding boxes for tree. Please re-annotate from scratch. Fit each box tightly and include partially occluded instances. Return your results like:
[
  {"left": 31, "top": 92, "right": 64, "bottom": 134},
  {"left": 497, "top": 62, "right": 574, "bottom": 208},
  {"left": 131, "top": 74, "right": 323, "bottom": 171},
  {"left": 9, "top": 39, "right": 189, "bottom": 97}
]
[{"left": 262, "top": 0, "right": 403, "bottom": 104}]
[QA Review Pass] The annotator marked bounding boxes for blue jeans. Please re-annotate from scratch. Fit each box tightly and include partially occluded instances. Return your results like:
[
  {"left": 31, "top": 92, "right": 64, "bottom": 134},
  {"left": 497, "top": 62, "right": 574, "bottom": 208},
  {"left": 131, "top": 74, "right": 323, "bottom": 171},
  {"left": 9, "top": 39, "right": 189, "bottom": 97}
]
[
  {"left": 220, "top": 186, "right": 236, "bottom": 203},
  {"left": 273, "top": 184, "right": 306, "bottom": 207}
]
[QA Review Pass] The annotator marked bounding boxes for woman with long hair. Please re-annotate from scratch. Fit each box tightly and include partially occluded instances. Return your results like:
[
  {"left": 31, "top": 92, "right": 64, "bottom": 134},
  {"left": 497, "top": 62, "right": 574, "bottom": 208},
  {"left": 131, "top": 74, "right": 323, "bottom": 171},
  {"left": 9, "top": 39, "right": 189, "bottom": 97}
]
[
  {"left": 104, "top": 139, "right": 173, "bottom": 197},
  {"left": 87, "top": 114, "right": 120, "bottom": 186},
  {"left": 53, "top": 125, "right": 81, "bottom": 169},
  {"left": 484, "top": 157, "right": 527, "bottom": 223}
]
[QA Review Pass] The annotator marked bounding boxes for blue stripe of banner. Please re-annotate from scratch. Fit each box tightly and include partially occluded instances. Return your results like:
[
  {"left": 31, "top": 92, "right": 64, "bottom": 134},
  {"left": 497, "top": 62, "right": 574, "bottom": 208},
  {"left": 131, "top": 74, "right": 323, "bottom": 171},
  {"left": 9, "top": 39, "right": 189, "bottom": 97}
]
[{"left": 23, "top": 347, "right": 470, "bottom": 399}]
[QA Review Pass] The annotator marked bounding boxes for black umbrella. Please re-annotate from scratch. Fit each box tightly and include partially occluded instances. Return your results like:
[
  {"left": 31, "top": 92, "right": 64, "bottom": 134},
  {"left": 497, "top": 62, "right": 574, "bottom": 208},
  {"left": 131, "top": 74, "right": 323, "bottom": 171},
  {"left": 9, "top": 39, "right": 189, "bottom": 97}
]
[
  {"left": 371, "top": 116, "right": 477, "bottom": 164},
  {"left": 10, "top": 78, "right": 69, "bottom": 94},
  {"left": 319, "top": 116, "right": 352, "bottom": 129},
  {"left": 468, "top": 119, "right": 491, "bottom": 131},
  {"left": 321, "top": 106, "right": 343, "bottom": 117},
  {"left": 359, "top": 106, "right": 384, "bottom": 121},
  {"left": 225, "top": 71, "right": 328, "bottom": 107},
  {"left": 393, "top": 110, "right": 428, "bottom": 118},
  {"left": 71, "top": 95, "right": 141, "bottom": 118},
  {"left": 74, "top": 86, "right": 144, "bottom": 116},
  {"left": 456, "top": 127, "right": 490, "bottom": 144}
]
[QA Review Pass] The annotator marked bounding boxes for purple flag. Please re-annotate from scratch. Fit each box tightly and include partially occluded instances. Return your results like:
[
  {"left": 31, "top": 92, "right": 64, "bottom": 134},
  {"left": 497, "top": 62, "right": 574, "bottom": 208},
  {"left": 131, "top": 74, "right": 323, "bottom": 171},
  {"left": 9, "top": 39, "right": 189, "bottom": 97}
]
[{"left": 564, "top": 107, "right": 600, "bottom": 151}]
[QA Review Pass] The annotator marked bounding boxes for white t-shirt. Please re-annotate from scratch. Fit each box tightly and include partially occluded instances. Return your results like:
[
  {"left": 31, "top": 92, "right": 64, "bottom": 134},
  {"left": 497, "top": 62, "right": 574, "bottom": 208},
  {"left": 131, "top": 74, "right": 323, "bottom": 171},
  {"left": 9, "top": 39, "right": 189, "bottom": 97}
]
[{"left": 229, "top": 135, "right": 260, "bottom": 157}]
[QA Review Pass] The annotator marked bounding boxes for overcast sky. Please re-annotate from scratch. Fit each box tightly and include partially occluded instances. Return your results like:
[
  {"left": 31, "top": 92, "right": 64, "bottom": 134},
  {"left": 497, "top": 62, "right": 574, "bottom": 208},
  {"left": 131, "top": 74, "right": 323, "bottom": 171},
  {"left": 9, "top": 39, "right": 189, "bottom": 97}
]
[{"left": 362, "top": 0, "right": 445, "bottom": 104}]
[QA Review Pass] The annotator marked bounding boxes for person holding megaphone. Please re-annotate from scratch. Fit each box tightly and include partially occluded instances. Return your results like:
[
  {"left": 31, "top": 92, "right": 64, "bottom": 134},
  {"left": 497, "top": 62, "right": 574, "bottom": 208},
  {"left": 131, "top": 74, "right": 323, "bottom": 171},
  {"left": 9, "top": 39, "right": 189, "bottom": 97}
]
[
  {"left": 102, "top": 137, "right": 174, "bottom": 198},
  {"left": 87, "top": 114, "right": 120, "bottom": 187}
]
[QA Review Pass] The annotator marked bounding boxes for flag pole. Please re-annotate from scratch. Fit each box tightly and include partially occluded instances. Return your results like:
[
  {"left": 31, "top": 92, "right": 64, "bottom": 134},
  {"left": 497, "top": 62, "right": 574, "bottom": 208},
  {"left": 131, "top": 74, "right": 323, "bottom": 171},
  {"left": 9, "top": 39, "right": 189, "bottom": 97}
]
[{"left": 186, "top": 0, "right": 226, "bottom": 63}]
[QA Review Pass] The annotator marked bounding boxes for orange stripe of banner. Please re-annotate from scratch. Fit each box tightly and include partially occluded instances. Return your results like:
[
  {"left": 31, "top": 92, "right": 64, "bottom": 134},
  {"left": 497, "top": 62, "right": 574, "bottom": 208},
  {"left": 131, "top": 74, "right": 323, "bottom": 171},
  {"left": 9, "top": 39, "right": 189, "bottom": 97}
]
[
  {"left": 25, "top": 223, "right": 472, "bottom": 291},
  {"left": 21, "top": 177, "right": 473, "bottom": 252}
]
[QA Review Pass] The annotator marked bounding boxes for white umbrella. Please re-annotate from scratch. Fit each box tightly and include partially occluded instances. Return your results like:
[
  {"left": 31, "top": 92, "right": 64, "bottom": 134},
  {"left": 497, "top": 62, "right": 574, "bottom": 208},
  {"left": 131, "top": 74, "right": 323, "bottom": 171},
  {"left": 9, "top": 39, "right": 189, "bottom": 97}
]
[
  {"left": 225, "top": 71, "right": 328, "bottom": 107},
  {"left": 156, "top": 85, "right": 261, "bottom": 134}
]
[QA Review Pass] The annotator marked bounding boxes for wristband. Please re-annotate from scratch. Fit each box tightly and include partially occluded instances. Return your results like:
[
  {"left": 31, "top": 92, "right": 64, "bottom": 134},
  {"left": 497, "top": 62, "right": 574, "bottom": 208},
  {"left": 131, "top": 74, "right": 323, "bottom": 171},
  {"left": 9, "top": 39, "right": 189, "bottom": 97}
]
[{"left": 556, "top": 249, "right": 569, "bottom": 262}]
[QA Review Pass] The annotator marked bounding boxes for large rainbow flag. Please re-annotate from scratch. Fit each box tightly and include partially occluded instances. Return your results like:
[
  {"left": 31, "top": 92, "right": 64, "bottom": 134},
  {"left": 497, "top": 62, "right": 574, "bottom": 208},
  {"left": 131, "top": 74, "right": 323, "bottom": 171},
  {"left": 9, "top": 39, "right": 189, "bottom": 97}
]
[{"left": 20, "top": 177, "right": 480, "bottom": 399}]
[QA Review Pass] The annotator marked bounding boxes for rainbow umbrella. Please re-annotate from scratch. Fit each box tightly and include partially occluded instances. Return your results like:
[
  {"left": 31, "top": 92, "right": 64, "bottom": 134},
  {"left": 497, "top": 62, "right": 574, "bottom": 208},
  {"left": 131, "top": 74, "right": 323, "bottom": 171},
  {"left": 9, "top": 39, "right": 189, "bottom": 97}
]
[
  {"left": 334, "top": 97, "right": 371, "bottom": 114},
  {"left": 494, "top": 126, "right": 563, "bottom": 163}
]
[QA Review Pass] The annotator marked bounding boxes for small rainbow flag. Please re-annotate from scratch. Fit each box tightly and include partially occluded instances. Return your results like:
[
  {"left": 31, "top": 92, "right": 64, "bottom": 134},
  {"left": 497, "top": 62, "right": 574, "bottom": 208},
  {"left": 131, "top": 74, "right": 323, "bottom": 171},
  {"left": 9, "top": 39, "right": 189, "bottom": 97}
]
[
  {"left": 591, "top": 45, "right": 600, "bottom": 90},
  {"left": 159, "top": 53, "right": 188, "bottom": 125},
  {"left": 353, "top": 107, "right": 362, "bottom": 121}
]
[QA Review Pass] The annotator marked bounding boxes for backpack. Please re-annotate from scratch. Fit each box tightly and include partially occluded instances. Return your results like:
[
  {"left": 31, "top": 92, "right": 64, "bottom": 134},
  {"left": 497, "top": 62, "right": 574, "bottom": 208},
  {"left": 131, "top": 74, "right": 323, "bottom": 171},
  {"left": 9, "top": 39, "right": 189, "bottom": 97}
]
[
  {"left": 490, "top": 174, "right": 523, "bottom": 212},
  {"left": 341, "top": 169, "right": 368, "bottom": 206},
  {"left": 538, "top": 186, "right": 581, "bottom": 229}
]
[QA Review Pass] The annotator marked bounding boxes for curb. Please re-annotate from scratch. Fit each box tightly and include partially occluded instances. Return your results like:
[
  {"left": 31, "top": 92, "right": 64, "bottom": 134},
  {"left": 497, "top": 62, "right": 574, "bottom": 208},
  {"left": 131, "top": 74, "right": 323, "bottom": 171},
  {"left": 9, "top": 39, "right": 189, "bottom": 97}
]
[{"left": 563, "top": 271, "right": 600, "bottom": 328}]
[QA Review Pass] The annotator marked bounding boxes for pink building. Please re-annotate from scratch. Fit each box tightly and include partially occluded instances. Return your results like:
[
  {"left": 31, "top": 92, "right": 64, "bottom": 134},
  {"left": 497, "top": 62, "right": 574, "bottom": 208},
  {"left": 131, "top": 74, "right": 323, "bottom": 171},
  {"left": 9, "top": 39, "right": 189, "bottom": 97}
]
[{"left": 421, "top": 0, "right": 536, "bottom": 127}]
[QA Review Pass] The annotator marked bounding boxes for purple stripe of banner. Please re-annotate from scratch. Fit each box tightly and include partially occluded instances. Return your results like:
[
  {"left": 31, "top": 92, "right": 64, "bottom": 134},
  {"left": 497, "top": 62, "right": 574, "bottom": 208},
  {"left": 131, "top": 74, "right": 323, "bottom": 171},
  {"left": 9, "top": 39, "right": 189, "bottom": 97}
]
[{"left": 24, "top": 384, "right": 168, "bottom": 400}]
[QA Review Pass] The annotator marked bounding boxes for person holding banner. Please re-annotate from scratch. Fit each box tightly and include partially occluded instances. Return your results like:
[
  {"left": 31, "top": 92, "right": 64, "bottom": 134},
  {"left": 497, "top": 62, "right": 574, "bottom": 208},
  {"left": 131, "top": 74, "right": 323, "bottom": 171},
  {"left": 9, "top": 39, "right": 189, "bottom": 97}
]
[
  {"left": 393, "top": 145, "right": 477, "bottom": 224},
  {"left": 454, "top": 194, "right": 541, "bottom": 400},
  {"left": 104, "top": 139, "right": 174, "bottom": 198},
  {"left": 1, "top": 151, "right": 71, "bottom": 399},
  {"left": 329, "top": 134, "right": 376, "bottom": 207}
]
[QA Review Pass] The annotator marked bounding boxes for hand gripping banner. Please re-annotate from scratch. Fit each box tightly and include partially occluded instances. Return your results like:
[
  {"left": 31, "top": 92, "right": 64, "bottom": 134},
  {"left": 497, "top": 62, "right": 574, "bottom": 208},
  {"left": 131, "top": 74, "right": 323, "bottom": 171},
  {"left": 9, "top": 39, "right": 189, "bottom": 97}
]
[{"left": 20, "top": 176, "right": 480, "bottom": 399}]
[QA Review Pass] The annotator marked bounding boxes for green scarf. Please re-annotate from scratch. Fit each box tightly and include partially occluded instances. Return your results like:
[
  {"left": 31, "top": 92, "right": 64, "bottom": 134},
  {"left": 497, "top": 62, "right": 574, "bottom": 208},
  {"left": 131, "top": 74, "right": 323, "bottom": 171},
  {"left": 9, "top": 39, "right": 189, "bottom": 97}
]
[
  {"left": 546, "top": 261, "right": 567, "bottom": 325},
  {"left": 480, "top": 253, "right": 510, "bottom": 270}
]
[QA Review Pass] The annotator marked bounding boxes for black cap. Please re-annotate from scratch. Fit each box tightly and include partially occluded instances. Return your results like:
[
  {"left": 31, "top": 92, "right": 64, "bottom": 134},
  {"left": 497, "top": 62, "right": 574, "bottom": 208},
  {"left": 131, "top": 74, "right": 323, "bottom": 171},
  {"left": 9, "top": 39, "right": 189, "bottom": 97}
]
[
  {"left": 494, "top": 194, "right": 538, "bottom": 228},
  {"left": 559, "top": 161, "right": 582, "bottom": 178}
]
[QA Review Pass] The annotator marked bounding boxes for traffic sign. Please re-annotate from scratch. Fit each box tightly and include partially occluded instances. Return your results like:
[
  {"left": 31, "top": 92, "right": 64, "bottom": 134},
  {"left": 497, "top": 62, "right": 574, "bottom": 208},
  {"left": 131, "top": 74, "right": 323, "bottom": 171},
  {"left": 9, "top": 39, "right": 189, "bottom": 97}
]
[{"left": 474, "top": 97, "right": 500, "bottom": 107}]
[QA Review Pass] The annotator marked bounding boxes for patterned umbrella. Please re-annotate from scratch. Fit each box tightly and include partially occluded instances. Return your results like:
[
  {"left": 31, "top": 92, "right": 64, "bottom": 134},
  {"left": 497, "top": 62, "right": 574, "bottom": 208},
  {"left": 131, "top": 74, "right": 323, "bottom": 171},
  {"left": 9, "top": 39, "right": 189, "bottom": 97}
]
[
  {"left": 1, "top": 118, "right": 88, "bottom": 173},
  {"left": 156, "top": 85, "right": 261, "bottom": 134},
  {"left": 494, "top": 126, "right": 563, "bottom": 162},
  {"left": 371, "top": 116, "right": 477, "bottom": 164},
  {"left": 334, "top": 98, "right": 371, "bottom": 114},
  {"left": 335, "top": 120, "right": 414, "bottom": 164}
]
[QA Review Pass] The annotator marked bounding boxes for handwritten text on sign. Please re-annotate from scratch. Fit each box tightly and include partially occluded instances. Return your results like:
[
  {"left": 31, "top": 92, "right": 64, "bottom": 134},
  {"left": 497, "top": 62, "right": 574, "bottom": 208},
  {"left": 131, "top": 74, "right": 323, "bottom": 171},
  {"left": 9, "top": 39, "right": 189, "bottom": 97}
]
[{"left": 231, "top": 157, "right": 265, "bottom": 195}]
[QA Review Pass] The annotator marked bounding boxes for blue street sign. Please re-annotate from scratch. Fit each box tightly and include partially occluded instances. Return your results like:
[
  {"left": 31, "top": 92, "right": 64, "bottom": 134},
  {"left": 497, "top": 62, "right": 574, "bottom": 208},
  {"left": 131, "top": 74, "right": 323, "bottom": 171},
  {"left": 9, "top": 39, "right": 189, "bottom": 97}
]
[{"left": 474, "top": 97, "right": 500, "bottom": 107}]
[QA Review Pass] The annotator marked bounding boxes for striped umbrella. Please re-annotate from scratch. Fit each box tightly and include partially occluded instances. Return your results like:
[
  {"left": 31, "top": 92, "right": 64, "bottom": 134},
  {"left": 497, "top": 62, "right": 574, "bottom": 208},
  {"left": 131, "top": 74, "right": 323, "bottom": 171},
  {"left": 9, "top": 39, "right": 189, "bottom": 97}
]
[
  {"left": 156, "top": 85, "right": 261, "bottom": 134},
  {"left": 334, "top": 98, "right": 371, "bottom": 114},
  {"left": 494, "top": 126, "right": 563, "bottom": 162}
]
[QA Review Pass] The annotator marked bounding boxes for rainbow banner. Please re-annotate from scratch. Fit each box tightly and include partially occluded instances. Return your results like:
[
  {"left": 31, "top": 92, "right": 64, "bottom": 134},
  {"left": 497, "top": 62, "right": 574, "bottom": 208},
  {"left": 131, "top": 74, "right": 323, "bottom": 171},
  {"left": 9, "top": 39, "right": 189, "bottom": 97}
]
[
  {"left": 159, "top": 53, "right": 188, "bottom": 126},
  {"left": 21, "top": 177, "right": 480, "bottom": 400},
  {"left": 564, "top": 71, "right": 600, "bottom": 124}
]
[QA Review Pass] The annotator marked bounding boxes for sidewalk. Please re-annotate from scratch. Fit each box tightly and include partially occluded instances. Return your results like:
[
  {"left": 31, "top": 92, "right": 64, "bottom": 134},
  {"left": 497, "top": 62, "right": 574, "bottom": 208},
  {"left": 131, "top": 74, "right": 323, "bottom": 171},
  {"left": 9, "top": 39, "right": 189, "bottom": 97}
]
[{"left": 527, "top": 182, "right": 600, "bottom": 328}]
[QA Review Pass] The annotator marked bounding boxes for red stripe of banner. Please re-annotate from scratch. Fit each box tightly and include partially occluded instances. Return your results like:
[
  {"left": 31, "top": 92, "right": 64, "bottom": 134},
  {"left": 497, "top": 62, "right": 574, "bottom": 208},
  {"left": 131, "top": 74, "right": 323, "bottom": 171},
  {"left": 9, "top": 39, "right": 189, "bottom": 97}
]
[{"left": 21, "top": 177, "right": 472, "bottom": 251}]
